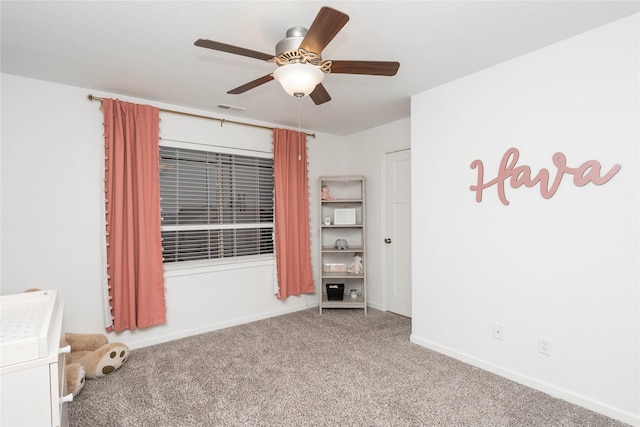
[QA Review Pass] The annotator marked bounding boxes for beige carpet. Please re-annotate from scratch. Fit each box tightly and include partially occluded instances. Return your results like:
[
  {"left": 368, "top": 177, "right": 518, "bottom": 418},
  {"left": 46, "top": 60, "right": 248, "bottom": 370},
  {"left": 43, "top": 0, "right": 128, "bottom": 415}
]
[{"left": 69, "top": 308, "right": 628, "bottom": 426}]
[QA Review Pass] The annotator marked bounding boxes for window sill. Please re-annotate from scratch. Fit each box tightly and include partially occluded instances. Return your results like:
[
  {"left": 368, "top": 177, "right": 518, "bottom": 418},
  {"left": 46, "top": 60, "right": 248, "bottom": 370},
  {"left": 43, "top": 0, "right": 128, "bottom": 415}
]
[{"left": 163, "top": 256, "right": 275, "bottom": 277}]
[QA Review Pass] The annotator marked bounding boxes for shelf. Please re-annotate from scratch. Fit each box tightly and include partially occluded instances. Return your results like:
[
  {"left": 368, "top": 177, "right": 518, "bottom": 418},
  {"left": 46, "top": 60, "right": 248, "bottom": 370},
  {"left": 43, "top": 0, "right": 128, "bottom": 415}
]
[
  {"left": 322, "top": 224, "right": 363, "bottom": 228},
  {"left": 321, "top": 199, "right": 362, "bottom": 203},
  {"left": 321, "top": 294, "right": 366, "bottom": 308},
  {"left": 321, "top": 272, "right": 364, "bottom": 279},
  {"left": 320, "top": 175, "right": 365, "bottom": 182},
  {"left": 322, "top": 246, "right": 364, "bottom": 252}
]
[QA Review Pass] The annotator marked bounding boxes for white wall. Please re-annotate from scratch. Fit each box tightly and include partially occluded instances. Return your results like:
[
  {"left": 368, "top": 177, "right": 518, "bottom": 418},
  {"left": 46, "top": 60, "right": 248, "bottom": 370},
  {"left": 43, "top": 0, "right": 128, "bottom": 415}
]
[
  {"left": 0, "top": 74, "right": 330, "bottom": 349},
  {"left": 410, "top": 15, "right": 639, "bottom": 426}
]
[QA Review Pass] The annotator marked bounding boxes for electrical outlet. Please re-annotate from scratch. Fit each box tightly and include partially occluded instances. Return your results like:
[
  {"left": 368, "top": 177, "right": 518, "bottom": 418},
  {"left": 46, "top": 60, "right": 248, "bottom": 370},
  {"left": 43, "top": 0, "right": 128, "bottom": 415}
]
[
  {"left": 538, "top": 336, "right": 552, "bottom": 356},
  {"left": 493, "top": 322, "right": 504, "bottom": 340}
]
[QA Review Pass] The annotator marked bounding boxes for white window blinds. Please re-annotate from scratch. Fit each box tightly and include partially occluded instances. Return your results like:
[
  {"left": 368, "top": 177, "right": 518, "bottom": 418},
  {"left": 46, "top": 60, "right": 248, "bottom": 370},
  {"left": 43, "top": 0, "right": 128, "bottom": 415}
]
[{"left": 159, "top": 145, "right": 274, "bottom": 263}]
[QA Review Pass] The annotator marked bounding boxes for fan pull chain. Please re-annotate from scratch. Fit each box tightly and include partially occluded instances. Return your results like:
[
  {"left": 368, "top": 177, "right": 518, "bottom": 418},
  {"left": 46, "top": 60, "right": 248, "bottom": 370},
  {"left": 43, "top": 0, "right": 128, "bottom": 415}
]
[{"left": 297, "top": 93, "right": 302, "bottom": 161}]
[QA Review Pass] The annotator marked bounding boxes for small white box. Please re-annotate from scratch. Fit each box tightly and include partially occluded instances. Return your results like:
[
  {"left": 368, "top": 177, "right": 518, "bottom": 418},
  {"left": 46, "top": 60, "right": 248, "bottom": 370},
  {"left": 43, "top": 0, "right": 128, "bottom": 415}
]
[{"left": 334, "top": 208, "right": 356, "bottom": 225}]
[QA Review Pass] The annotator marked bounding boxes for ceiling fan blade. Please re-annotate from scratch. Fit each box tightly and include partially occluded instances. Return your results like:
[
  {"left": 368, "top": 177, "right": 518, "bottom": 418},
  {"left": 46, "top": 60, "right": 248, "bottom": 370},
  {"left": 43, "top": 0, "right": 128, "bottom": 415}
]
[
  {"left": 195, "top": 39, "right": 273, "bottom": 61},
  {"left": 329, "top": 60, "right": 400, "bottom": 76},
  {"left": 309, "top": 84, "right": 331, "bottom": 105},
  {"left": 299, "top": 7, "right": 349, "bottom": 54},
  {"left": 227, "top": 74, "right": 274, "bottom": 94}
]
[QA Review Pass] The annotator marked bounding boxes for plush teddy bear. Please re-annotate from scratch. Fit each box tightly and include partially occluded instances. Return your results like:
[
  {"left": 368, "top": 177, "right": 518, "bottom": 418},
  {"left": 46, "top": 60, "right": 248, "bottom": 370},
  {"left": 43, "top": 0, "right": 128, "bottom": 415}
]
[
  {"left": 65, "top": 333, "right": 130, "bottom": 378},
  {"left": 347, "top": 254, "right": 363, "bottom": 274},
  {"left": 64, "top": 333, "right": 130, "bottom": 396},
  {"left": 65, "top": 362, "right": 86, "bottom": 397}
]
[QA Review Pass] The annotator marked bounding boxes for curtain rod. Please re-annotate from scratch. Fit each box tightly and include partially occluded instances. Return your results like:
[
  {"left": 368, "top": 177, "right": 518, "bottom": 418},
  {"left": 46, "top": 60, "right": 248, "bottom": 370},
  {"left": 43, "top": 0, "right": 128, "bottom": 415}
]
[{"left": 87, "top": 94, "right": 315, "bottom": 138}]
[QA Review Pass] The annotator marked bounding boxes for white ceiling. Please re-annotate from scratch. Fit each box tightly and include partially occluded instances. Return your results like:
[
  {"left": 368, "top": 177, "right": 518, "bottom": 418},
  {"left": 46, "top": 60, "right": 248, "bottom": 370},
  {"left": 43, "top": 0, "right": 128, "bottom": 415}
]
[{"left": 1, "top": 1, "right": 638, "bottom": 135}]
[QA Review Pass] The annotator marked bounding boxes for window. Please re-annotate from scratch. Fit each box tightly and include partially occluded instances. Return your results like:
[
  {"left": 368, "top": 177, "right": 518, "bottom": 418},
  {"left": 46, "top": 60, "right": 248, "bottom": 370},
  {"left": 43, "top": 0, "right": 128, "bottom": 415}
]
[{"left": 159, "top": 144, "right": 274, "bottom": 264}]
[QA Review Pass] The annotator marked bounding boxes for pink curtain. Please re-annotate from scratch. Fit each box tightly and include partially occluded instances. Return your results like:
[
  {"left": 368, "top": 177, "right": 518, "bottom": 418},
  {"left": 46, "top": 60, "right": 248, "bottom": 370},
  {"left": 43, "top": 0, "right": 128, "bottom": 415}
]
[
  {"left": 273, "top": 129, "right": 314, "bottom": 299},
  {"left": 103, "top": 99, "right": 166, "bottom": 332}
]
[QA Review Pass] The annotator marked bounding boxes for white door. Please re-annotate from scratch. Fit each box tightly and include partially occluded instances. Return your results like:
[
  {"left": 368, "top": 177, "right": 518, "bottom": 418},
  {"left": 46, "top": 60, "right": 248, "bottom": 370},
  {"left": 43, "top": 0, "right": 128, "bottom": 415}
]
[{"left": 384, "top": 149, "right": 412, "bottom": 317}]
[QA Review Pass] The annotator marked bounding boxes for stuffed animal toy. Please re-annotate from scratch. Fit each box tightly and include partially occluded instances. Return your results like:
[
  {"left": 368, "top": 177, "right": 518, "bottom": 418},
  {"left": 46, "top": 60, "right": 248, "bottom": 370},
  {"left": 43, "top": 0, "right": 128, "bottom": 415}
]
[
  {"left": 65, "top": 362, "right": 86, "bottom": 397},
  {"left": 65, "top": 333, "right": 130, "bottom": 379},
  {"left": 321, "top": 185, "right": 335, "bottom": 200},
  {"left": 348, "top": 254, "right": 363, "bottom": 274},
  {"left": 63, "top": 333, "right": 130, "bottom": 397}
]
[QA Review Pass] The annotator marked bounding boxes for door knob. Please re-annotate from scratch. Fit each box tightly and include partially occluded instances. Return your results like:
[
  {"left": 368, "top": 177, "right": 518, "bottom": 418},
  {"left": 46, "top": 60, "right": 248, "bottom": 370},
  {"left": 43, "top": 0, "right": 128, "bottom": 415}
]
[{"left": 384, "top": 238, "right": 392, "bottom": 244}]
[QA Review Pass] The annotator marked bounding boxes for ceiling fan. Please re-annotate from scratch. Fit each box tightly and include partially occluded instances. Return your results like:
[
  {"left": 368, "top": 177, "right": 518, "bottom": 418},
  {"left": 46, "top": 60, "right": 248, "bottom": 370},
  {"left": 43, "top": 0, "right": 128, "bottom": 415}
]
[{"left": 194, "top": 6, "right": 400, "bottom": 105}]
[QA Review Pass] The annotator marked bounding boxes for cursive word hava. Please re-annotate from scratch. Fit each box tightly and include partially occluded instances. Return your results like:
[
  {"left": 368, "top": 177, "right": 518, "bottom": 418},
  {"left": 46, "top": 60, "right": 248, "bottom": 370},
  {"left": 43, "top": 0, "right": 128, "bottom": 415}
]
[{"left": 470, "top": 147, "right": 621, "bottom": 206}]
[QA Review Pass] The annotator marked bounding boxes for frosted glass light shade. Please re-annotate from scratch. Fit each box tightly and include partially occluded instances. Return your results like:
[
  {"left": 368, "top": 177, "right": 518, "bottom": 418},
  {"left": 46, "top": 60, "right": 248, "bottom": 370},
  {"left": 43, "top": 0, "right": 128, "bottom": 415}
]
[{"left": 273, "top": 63, "right": 325, "bottom": 97}]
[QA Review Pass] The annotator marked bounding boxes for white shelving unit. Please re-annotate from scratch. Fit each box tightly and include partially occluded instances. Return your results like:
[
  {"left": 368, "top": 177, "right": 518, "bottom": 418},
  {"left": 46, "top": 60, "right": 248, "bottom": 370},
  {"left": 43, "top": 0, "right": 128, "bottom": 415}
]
[{"left": 319, "top": 176, "right": 367, "bottom": 314}]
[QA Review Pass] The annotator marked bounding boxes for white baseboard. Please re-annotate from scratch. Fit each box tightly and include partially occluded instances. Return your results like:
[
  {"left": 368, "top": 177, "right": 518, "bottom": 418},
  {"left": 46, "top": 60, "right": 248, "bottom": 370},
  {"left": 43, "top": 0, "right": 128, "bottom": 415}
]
[
  {"left": 367, "top": 301, "right": 384, "bottom": 311},
  {"left": 126, "top": 304, "right": 314, "bottom": 350},
  {"left": 410, "top": 334, "right": 639, "bottom": 427}
]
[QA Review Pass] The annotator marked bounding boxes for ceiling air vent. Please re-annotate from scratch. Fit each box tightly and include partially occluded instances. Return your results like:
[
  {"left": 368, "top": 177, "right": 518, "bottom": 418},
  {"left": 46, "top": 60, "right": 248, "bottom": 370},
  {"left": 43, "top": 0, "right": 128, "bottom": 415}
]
[{"left": 217, "top": 104, "right": 246, "bottom": 112}]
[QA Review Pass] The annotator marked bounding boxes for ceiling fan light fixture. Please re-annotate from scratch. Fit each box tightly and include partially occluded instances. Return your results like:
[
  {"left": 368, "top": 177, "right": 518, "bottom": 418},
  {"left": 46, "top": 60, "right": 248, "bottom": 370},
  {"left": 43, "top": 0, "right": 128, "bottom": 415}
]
[{"left": 273, "top": 63, "right": 324, "bottom": 97}]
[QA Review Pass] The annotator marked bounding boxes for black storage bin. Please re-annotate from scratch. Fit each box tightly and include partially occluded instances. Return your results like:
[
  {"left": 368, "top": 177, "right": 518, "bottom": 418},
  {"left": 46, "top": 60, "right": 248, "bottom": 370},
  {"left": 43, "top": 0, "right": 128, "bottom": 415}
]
[{"left": 326, "top": 283, "right": 345, "bottom": 301}]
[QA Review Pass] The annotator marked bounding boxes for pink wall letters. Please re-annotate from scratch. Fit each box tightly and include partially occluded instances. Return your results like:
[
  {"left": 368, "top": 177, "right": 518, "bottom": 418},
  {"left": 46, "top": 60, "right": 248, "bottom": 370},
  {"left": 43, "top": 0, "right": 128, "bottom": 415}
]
[{"left": 470, "top": 147, "right": 621, "bottom": 206}]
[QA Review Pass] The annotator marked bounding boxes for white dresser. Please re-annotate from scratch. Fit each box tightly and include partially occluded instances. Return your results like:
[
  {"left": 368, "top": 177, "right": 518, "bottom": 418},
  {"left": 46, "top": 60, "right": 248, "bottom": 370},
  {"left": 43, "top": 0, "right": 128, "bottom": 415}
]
[{"left": 1, "top": 290, "right": 71, "bottom": 427}]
